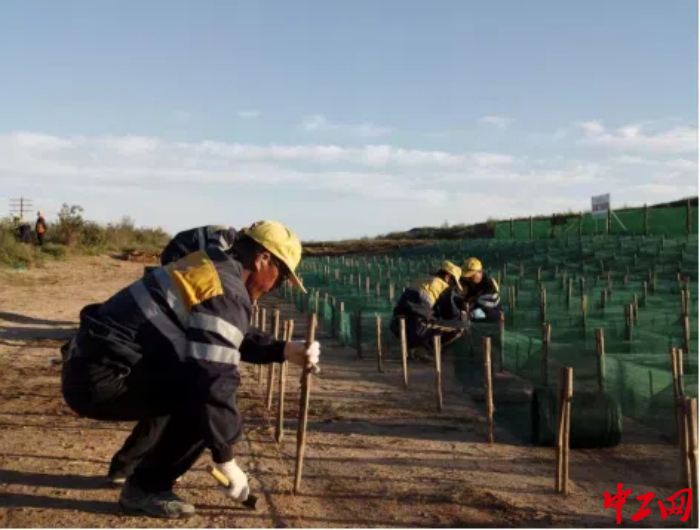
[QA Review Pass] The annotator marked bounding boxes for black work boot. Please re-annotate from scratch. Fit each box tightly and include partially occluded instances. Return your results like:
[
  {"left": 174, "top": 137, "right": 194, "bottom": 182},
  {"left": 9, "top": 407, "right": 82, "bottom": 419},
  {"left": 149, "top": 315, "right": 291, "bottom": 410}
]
[{"left": 118, "top": 481, "right": 196, "bottom": 519}]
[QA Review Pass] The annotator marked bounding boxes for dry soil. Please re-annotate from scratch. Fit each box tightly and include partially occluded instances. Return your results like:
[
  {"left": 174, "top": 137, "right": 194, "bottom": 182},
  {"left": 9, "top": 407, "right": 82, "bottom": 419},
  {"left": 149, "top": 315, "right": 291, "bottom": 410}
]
[{"left": 0, "top": 256, "right": 689, "bottom": 527}]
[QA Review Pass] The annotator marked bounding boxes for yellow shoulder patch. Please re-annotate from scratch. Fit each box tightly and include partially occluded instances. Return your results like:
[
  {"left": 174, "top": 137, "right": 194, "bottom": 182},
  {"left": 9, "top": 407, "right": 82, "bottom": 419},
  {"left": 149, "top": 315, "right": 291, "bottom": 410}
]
[
  {"left": 412, "top": 276, "right": 449, "bottom": 306},
  {"left": 165, "top": 251, "right": 224, "bottom": 311}
]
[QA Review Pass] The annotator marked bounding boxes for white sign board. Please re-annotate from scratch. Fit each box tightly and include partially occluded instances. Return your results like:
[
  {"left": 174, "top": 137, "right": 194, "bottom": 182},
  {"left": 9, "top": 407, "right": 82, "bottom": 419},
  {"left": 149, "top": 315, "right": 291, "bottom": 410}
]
[{"left": 591, "top": 194, "right": 610, "bottom": 217}]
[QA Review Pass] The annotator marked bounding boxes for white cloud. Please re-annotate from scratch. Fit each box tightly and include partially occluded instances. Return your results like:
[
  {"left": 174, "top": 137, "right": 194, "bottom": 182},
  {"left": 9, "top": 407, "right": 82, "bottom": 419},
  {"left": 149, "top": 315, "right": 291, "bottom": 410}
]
[
  {"left": 300, "top": 114, "right": 392, "bottom": 138},
  {"left": 238, "top": 110, "right": 260, "bottom": 119},
  {"left": 577, "top": 120, "right": 698, "bottom": 153},
  {"left": 613, "top": 155, "right": 698, "bottom": 171},
  {"left": 1, "top": 128, "right": 696, "bottom": 239},
  {"left": 478, "top": 115, "right": 514, "bottom": 129},
  {"left": 579, "top": 120, "right": 605, "bottom": 134}
]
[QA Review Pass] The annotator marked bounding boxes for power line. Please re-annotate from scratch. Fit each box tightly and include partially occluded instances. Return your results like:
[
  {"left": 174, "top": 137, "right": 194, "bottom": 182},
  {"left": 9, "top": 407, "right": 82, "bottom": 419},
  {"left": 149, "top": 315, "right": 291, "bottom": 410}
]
[{"left": 9, "top": 197, "right": 34, "bottom": 220}]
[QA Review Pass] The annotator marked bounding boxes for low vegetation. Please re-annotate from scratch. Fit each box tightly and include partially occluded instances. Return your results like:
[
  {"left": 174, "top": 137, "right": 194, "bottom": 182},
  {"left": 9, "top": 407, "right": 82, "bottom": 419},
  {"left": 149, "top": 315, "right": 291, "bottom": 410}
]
[
  {"left": 3, "top": 196, "right": 696, "bottom": 266},
  {"left": 1, "top": 204, "right": 170, "bottom": 268}
]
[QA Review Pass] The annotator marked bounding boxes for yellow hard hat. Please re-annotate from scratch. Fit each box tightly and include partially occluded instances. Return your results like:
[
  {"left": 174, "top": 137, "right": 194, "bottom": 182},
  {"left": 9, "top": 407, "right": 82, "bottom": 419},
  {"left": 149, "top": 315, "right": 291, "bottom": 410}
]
[
  {"left": 243, "top": 220, "right": 306, "bottom": 293},
  {"left": 439, "top": 260, "right": 463, "bottom": 291},
  {"left": 461, "top": 257, "right": 483, "bottom": 278}
]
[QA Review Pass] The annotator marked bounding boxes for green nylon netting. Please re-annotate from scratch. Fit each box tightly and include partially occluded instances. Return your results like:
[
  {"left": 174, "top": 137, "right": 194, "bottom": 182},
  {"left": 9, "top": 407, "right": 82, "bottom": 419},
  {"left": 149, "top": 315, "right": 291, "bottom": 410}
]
[
  {"left": 494, "top": 205, "right": 697, "bottom": 239},
  {"left": 279, "top": 233, "right": 697, "bottom": 443}
]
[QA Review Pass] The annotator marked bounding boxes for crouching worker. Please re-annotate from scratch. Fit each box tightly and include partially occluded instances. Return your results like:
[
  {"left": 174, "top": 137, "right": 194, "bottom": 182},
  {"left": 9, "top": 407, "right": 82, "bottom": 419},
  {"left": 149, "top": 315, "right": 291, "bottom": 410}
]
[
  {"left": 458, "top": 257, "right": 503, "bottom": 322},
  {"left": 60, "top": 220, "right": 320, "bottom": 519},
  {"left": 160, "top": 224, "right": 238, "bottom": 265},
  {"left": 389, "top": 261, "right": 469, "bottom": 361},
  {"left": 107, "top": 223, "right": 240, "bottom": 486}
]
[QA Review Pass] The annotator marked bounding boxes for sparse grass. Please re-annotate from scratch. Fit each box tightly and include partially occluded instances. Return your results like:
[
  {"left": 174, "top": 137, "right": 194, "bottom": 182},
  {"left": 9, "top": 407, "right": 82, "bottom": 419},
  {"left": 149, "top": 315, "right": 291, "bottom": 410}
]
[{"left": 1, "top": 204, "right": 170, "bottom": 269}]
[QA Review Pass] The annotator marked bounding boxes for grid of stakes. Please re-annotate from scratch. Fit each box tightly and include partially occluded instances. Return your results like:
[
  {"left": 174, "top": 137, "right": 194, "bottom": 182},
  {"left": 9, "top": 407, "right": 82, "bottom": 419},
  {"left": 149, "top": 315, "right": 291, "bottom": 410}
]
[
  {"left": 240, "top": 229, "right": 698, "bottom": 505},
  {"left": 279, "top": 233, "right": 697, "bottom": 446}
]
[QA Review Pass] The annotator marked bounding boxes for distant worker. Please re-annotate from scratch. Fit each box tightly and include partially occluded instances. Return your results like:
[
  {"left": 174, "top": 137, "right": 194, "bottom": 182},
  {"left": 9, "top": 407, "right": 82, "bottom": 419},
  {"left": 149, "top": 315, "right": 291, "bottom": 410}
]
[
  {"left": 160, "top": 225, "right": 237, "bottom": 265},
  {"left": 16, "top": 218, "right": 32, "bottom": 244},
  {"left": 457, "top": 258, "right": 503, "bottom": 322},
  {"left": 61, "top": 220, "right": 320, "bottom": 519},
  {"left": 389, "top": 261, "right": 469, "bottom": 361},
  {"left": 35, "top": 211, "right": 47, "bottom": 246}
]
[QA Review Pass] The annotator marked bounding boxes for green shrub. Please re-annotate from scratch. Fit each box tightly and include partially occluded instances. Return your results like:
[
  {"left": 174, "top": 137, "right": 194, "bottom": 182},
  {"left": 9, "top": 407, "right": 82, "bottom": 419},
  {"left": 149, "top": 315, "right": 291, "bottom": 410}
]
[
  {"left": 41, "top": 243, "right": 69, "bottom": 259},
  {"left": 0, "top": 203, "right": 171, "bottom": 268},
  {"left": 0, "top": 231, "right": 43, "bottom": 267}
]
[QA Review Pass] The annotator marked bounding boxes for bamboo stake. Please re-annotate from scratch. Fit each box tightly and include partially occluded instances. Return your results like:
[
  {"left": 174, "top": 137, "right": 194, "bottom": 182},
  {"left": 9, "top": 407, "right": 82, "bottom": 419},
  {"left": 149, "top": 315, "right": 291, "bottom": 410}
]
[
  {"left": 541, "top": 323, "right": 551, "bottom": 386},
  {"left": 337, "top": 301, "right": 344, "bottom": 339},
  {"left": 399, "top": 317, "right": 409, "bottom": 389},
  {"left": 433, "top": 335, "right": 443, "bottom": 412},
  {"left": 276, "top": 319, "right": 293, "bottom": 444},
  {"left": 557, "top": 367, "right": 574, "bottom": 495},
  {"left": 265, "top": 309, "right": 280, "bottom": 410},
  {"left": 376, "top": 313, "right": 383, "bottom": 373},
  {"left": 509, "top": 285, "right": 516, "bottom": 314},
  {"left": 540, "top": 287, "right": 547, "bottom": 324},
  {"left": 595, "top": 328, "right": 605, "bottom": 392},
  {"left": 581, "top": 295, "right": 588, "bottom": 333},
  {"left": 482, "top": 336, "right": 494, "bottom": 444},
  {"left": 556, "top": 369, "right": 564, "bottom": 493},
  {"left": 670, "top": 349, "right": 682, "bottom": 447},
  {"left": 681, "top": 290, "right": 687, "bottom": 318},
  {"left": 498, "top": 312, "right": 505, "bottom": 373},
  {"left": 355, "top": 310, "right": 363, "bottom": 359},
  {"left": 257, "top": 308, "right": 267, "bottom": 386},
  {"left": 678, "top": 394, "right": 691, "bottom": 491},
  {"left": 625, "top": 305, "right": 632, "bottom": 341},
  {"left": 683, "top": 315, "right": 691, "bottom": 361},
  {"left": 293, "top": 313, "right": 317, "bottom": 494}
]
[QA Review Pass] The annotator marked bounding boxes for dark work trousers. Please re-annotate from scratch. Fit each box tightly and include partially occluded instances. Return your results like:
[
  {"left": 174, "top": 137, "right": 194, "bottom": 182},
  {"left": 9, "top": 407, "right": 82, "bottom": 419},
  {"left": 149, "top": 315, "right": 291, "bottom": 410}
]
[
  {"left": 390, "top": 315, "right": 464, "bottom": 354},
  {"left": 109, "top": 416, "right": 170, "bottom": 477},
  {"left": 37, "top": 233, "right": 45, "bottom": 246},
  {"left": 61, "top": 333, "right": 212, "bottom": 494}
]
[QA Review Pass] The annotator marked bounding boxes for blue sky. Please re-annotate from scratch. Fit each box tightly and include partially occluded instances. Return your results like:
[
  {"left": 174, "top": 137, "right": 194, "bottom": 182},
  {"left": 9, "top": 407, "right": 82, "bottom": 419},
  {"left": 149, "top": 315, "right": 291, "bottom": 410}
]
[{"left": 0, "top": 0, "right": 697, "bottom": 240}]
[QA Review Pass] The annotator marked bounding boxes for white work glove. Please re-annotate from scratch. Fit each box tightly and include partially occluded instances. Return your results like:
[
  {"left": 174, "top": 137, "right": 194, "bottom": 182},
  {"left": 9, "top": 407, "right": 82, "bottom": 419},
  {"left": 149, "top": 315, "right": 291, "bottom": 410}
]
[
  {"left": 472, "top": 308, "right": 486, "bottom": 320},
  {"left": 215, "top": 459, "right": 250, "bottom": 502},
  {"left": 284, "top": 340, "right": 321, "bottom": 374}
]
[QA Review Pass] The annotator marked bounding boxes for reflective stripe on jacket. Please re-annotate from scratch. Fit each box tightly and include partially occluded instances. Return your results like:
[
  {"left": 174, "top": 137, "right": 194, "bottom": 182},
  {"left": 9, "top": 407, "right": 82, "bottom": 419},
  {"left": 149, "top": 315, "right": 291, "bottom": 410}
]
[{"left": 73, "top": 246, "right": 283, "bottom": 463}]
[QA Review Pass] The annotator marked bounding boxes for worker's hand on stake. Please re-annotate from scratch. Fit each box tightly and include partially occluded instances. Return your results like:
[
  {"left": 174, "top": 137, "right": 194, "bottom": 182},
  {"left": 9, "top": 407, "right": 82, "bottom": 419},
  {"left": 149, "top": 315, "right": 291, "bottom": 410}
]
[
  {"left": 284, "top": 340, "right": 321, "bottom": 374},
  {"left": 214, "top": 459, "right": 250, "bottom": 502}
]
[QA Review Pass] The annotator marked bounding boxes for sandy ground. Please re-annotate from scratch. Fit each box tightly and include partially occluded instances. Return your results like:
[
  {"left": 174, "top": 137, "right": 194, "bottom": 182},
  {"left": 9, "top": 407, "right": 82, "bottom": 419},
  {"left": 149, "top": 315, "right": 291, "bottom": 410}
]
[{"left": 0, "top": 255, "right": 691, "bottom": 528}]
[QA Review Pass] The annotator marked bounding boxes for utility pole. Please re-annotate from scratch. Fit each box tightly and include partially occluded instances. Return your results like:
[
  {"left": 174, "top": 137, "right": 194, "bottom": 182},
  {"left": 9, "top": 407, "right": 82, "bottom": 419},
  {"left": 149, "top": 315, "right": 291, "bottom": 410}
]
[{"left": 10, "top": 197, "right": 34, "bottom": 220}]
